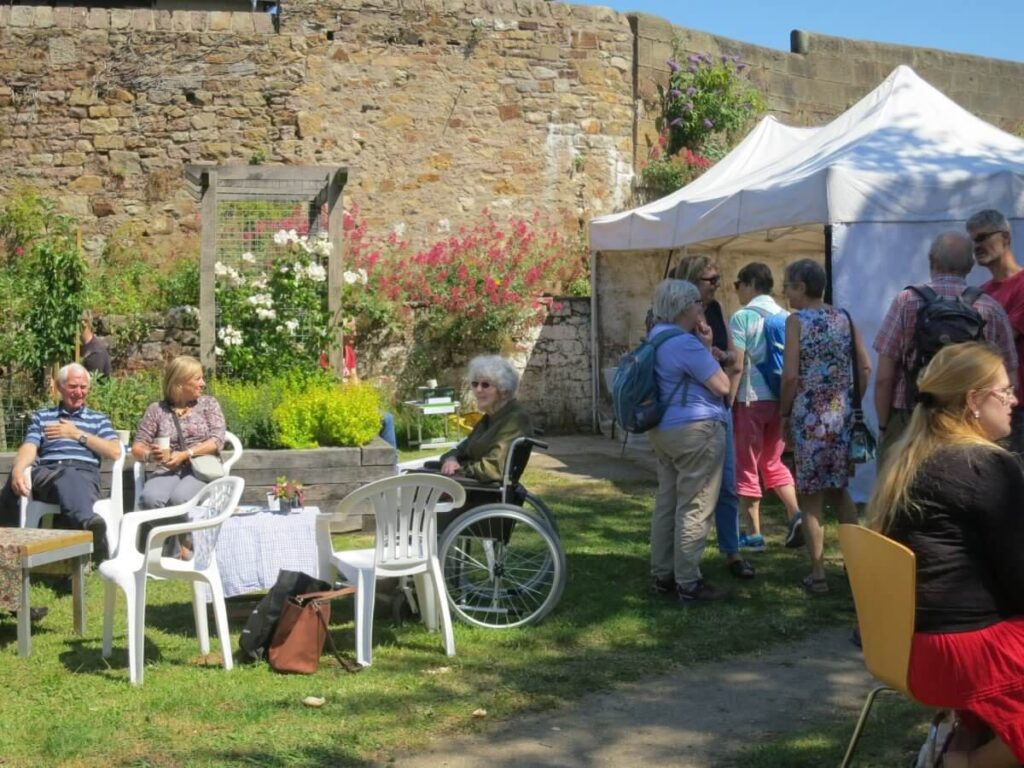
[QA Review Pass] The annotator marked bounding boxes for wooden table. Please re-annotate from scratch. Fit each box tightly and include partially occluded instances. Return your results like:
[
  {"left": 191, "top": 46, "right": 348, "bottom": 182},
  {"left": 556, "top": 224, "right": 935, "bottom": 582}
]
[{"left": 0, "top": 528, "right": 92, "bottom": 657}]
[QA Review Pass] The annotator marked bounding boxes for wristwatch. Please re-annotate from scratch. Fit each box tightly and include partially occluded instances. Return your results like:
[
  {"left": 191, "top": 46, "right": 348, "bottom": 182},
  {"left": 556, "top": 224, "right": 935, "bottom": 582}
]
[
  {"left": 187, "top": 448, "right": 195, "bottom": 458},
  {"left": 77, "top": 433, "right": 89, "bottom": 446}
]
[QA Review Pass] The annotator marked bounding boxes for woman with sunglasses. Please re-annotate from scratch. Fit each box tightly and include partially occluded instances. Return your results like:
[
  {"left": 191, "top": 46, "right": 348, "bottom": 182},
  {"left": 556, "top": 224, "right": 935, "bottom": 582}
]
[
  {"left": 440, "top": 355, "right": 532, "bottom": 483},
  {"left": 868, "top": 342, "right": 1024, "bottom": 768}
]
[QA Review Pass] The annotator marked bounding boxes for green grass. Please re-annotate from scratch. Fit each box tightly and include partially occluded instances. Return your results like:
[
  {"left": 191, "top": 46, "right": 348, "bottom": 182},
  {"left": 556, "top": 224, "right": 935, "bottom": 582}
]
[
  {"left": 0, "top": 468, "right": 929, "bottom": 767},
  {"left": 726, "top": 695, "right": 931, "bottom": 767}
]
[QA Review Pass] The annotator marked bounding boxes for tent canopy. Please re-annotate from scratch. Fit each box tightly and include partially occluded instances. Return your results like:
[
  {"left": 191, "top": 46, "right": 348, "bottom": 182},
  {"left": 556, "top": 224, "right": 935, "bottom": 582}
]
[{"left": 590, "top": 65, "right": 1024, "bottom": 256}]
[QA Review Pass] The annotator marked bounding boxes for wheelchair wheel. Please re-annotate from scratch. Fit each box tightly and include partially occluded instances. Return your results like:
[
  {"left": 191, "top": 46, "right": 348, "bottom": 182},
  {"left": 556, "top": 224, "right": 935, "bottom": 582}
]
[
  {"left": 521, "top": 490, "right": 559, "bottom": 538},
  {"left": 438, "top": 503, "right": 566, "bottom": 629}
]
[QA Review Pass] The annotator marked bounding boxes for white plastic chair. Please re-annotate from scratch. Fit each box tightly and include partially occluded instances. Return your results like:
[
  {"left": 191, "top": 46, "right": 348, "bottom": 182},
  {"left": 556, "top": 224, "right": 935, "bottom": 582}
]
[
  {"left": 99, "top": 476, "right": 244, "bottom": 685},
  {"left": 328, "top": 474, "right": 466, "bottom": 667},
  {"left": 19, "top": 440, "right": 127, "bottom": 558},
  {"left": 133, "top": 430, "right": 243, "bottom": 512}
]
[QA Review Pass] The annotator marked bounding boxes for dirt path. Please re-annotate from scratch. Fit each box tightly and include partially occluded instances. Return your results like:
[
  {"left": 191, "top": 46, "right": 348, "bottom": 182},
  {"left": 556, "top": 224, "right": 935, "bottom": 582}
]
[{"left": 390, "top": 627, "right": 870, "bottom": 768}]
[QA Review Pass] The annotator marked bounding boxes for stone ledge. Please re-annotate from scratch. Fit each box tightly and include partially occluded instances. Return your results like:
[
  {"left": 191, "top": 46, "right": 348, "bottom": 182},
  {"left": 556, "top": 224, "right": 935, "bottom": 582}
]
[{"left": 0, "top": 5, "right": 277, "bottom": 34}]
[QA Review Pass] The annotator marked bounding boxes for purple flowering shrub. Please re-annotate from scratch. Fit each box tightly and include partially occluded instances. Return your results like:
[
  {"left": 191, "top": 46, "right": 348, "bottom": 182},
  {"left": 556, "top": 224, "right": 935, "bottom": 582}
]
[{"left": 658, "top": 52, "right": 764, "bottom": 156}]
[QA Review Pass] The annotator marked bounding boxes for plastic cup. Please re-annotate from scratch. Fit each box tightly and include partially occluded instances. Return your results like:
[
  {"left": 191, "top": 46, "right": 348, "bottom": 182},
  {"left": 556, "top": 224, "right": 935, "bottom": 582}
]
[{"left": 155, "top": 436, "right": 170, "bottom": 451}]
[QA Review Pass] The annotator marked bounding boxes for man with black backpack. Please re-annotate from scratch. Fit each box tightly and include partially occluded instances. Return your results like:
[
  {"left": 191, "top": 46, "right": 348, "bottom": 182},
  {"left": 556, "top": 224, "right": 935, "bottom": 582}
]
[
  {"left": 967, "top": 209, "right": 1024, "bottom": 453},
  {"left": 874, "top": 232, "right": 1017, "bottom": 462}
]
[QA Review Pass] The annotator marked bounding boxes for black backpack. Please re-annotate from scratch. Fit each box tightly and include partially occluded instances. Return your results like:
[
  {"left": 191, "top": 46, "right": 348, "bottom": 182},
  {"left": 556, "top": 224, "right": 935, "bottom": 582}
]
[
  {"left": 906, "top": 284, "right": 986, "bottom": 399},
  {"left": 238, "top": 570, "right": 332, "bottom": 662}
]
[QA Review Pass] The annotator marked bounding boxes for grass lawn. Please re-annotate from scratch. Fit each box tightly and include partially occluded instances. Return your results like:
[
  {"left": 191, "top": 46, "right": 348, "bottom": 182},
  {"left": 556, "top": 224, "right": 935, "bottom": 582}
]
[{"left": 0, "top": 466, "right": 929, "bottom": 767}]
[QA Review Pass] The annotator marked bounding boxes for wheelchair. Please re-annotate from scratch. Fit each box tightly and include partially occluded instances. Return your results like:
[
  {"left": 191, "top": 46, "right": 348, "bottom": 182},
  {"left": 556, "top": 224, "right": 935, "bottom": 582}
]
[{"left": 400, "top": 435, "right": 566, "bottom": 629}]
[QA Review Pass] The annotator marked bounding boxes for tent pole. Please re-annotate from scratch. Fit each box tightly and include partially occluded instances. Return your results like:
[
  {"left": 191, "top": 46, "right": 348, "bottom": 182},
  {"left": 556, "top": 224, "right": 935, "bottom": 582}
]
[
  {"left": 590, "top": 249, "right": 600, "bottom": 433},
  {"left": 823, "top": 224, "right": 834, "bottom": 304}
]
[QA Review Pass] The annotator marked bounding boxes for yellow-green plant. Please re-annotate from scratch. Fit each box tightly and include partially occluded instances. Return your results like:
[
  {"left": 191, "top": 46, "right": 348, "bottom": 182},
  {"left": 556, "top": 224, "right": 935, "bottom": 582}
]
[{"left": 272, "top": 381, "right": 381, "bottom": 449}]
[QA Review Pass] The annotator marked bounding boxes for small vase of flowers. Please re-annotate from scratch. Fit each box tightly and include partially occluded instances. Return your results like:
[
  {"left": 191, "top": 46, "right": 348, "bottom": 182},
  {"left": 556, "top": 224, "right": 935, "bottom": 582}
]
[{"left": 270, "top": 475, "right": 305, "bottom": 512}]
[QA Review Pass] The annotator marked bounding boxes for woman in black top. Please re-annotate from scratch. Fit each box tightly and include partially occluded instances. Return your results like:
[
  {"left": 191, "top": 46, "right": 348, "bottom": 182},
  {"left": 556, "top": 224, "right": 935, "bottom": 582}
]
[{"left": 868, "top": 342, "right": 1024, "bottom": 768}]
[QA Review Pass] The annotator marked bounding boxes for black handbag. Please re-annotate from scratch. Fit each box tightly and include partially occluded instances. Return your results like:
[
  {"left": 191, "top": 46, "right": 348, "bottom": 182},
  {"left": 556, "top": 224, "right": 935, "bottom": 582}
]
[{"left": 842, "top": 310, "right": 877, "bottom": 464}]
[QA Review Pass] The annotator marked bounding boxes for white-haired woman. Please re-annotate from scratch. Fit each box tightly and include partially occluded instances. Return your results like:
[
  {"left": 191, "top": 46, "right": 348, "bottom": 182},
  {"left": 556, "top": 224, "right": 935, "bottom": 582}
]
[
  {"left": 647, "top": 279, "right": 732, "bottom": 603},
  {"left": 440, "top": 355, "right": 532, "bottom": 484}
]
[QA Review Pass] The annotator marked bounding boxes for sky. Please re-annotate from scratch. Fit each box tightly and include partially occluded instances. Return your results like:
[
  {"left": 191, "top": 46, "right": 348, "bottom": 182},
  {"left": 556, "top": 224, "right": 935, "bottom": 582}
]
[{"left": 573, "top": 0, "right": 1023, "bottom": 64}]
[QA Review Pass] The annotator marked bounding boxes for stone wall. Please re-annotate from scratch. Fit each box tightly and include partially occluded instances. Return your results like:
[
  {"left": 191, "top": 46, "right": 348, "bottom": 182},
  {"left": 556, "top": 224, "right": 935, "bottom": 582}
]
[{"left": 517, "top": 297, "right": 590, "bottom": 432}]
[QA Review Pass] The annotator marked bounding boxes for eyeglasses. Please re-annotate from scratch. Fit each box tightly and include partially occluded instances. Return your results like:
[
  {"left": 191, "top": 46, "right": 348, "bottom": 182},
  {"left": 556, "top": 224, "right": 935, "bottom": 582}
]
[
  {"left": 698, "top": 275, "right": 721, "bottom": 286},
  {"left": 972, "top": 230, "right": 1005, "bottom": 244},
  {"left": 987, "top": 385, "right": 1016, "bottom": 404},
  {"left": 470, "top": 380, "right": 492, "bottom": 390},
  {"left": 733, "top": 279, "right": 743, "bottom": 290}
]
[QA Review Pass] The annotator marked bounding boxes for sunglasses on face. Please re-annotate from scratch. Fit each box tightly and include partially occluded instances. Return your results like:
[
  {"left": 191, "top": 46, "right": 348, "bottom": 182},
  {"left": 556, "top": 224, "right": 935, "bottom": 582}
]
[
  {"left": 470, "top": 381, "right": 492, "bottom": 390},
  {"left": 973, "top": 230, "right": 1005, "bottom": 244}
]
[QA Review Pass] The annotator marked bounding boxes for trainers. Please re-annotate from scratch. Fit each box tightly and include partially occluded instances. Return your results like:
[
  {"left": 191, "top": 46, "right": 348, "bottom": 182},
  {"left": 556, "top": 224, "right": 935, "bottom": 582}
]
[
  {"left": 784, "top": 511, "right": 805, "bottom": 549},
  {"left": 85, "top": 516, "right": 108, "bottom": 563},
  {"left": 738, "top": 533, "right": 766, "bottom": 552},
  {"left": 677, "top": 578, "right": 733, "bottom": 604},
  {"left": 650, "top": 576, "right": 675, "bottom": 596}
]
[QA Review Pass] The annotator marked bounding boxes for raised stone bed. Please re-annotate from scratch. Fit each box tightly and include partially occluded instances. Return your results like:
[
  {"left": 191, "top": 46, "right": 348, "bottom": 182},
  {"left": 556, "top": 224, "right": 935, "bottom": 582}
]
[{"left": 0, "top": 438, "right": 397, "bottom": 534}]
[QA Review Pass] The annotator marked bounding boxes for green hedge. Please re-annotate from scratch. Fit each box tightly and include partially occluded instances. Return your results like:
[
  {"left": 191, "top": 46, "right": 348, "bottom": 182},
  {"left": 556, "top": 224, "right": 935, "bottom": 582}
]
[{"left": 85, "top": 371, "right": 382, "bottom": 449}]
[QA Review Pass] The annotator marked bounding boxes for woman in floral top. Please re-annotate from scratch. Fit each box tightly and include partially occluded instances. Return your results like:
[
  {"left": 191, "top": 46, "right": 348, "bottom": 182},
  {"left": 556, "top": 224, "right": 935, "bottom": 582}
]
[
  {"left": 131, "top": 356, "right": 226, "bottom": 510},
  {"left": 779, "top": 260, "right": 871, "bottom": 594}
]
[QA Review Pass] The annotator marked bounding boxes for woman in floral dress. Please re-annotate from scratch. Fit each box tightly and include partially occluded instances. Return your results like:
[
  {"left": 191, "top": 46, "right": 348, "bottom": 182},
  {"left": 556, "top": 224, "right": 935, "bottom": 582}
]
[{"left": 779, "top": 259, "right": 871, "bottom": 593}]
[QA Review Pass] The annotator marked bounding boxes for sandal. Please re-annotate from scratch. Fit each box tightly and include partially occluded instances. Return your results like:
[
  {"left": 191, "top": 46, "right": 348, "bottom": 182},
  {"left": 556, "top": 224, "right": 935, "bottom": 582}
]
[
  {"left": 727, "top": 558, "right": 756, "bottom": 579},
  {"left": 801, "top": 574, "right": 829, "bottom": 594}
]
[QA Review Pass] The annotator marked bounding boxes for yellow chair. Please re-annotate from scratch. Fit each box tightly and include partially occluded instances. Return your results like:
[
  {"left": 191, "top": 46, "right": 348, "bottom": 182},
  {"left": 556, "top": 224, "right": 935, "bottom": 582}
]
[{"left": 838, "top": 523, "right": 920, "bottom": 768}]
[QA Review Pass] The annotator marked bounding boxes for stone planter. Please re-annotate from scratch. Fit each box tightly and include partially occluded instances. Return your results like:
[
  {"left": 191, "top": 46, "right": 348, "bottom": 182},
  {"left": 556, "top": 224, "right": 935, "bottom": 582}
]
[{"left": 0, "top": 438, "right": 397, "bottom": 534}]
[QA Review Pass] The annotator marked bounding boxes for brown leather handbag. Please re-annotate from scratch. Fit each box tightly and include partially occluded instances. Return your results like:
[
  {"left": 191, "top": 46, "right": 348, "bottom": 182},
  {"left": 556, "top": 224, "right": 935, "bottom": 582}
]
[{"left": 268, "top": 587, "right": 359, "bottom": 675}]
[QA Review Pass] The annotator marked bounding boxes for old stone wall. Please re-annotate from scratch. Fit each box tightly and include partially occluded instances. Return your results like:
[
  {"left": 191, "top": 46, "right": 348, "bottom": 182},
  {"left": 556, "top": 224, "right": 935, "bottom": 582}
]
[
  {"left": 517, "top": 296, "right": 590, "bottom": 432},
  {"left": 3, "top": 1, "right": 1024, "bottom": 433}
]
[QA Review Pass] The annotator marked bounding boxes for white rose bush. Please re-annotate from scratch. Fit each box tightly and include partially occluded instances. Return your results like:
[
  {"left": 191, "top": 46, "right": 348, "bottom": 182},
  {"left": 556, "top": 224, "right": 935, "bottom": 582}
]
[{"left": 215, "top": 229, "right": 335, "bottom": 380}]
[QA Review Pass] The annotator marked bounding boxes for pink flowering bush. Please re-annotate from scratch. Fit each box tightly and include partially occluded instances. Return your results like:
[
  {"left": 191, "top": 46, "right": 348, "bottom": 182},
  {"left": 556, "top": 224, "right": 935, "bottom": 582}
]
[{"left": 342, "top": 207, "right": 587, "bottom": 390}]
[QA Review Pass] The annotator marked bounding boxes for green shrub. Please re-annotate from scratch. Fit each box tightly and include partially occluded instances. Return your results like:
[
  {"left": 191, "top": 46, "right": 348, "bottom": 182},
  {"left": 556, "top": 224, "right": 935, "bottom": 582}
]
[
  {"left": 317, "top": 383, "right": 383, "bottom": 446},
  {"left": 86, "top": 371, "right": 163, "bottom": 433},
  {"left": 210, "top": 377, "right": 288, "bottom": 449},
  {"left": 273, "top": 381, "right": 381, "bottom": 449},
  {"left": 157, "top": 259, "right": 200, "bottom": 308}
]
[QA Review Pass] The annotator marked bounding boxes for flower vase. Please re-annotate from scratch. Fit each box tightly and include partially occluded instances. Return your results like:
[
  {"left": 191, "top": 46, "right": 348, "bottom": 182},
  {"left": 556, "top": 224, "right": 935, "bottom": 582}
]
[{"left": 266, "top": 493, "right": 281, "bottom": 512}]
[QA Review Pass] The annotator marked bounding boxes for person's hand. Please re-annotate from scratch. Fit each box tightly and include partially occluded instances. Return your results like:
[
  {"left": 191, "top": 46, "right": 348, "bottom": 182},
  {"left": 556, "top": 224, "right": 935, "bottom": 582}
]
[
  {"left": 43, "top": 419, "right": 81, "bottom": 442},
  {"left": 695, "top": 320, "right": 714, "bottom": 348},
  {"left": 440, "top": 458, "right": 461, "bottom": 476},
  {"left": 162, "top": 450, "right": 190, "bottom": 470},
  {"left": 10, "top": 468, "right": 30, "bottom": 497}
]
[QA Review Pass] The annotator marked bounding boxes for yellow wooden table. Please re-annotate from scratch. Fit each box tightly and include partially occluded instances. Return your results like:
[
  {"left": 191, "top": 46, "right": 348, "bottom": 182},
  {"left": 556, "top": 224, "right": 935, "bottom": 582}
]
[{"left": 0, "top": 528, "right": 92, "bottom": 657}]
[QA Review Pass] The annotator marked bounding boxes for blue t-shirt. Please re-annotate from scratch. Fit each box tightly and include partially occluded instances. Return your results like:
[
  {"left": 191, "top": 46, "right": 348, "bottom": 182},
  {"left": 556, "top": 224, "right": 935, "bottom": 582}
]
[
  {"left": 26, "top": 404, "right": 117, "bottom": 466},
  {"left": 649, "top": 323, "right": 727, "bottom": 429}
]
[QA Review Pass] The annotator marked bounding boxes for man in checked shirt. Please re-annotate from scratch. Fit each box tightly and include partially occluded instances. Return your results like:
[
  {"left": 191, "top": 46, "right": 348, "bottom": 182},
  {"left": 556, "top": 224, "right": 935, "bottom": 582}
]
[{"left": 873, "top": 232, "right": 1017, "bottom": 463}]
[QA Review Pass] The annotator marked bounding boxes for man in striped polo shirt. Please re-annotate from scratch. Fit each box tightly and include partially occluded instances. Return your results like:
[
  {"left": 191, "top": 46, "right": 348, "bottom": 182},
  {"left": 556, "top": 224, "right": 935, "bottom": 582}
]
[{"left": 1, "top": 363, "right": 121, "bottom": 560}]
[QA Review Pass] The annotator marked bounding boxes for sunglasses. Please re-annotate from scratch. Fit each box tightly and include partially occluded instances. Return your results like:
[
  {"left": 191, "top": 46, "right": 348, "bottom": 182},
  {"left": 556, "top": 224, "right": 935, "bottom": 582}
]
[
  {"left": 733, "top": 279, "right": 744, "bottom": 290},
  {"left": 972, "top": 230, "right": 1005, "bottom": 244},
  {"left": 698, "top": 275, "right": 721, "bottom": 286},
  {"left": 470, "top": 380, "right": 492, "bottom": 390}
]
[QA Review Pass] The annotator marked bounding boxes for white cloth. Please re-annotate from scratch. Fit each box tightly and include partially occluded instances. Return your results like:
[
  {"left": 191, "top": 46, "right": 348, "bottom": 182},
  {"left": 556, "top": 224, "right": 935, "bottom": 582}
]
[{"left": 197, "top": 505, "right": 323, "bottom": 601}]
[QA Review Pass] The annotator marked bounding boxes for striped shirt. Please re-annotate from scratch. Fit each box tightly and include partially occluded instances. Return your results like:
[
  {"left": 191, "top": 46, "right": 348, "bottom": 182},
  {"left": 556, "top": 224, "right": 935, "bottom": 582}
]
[{"left": 25, "top": 404, "right": 117, "bottom": 466}]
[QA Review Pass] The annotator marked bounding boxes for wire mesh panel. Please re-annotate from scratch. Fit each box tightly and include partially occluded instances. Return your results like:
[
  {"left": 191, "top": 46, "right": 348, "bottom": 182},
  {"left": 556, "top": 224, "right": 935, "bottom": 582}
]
[{"left": 187, "top": 166, "right": 346, "bottom": 380}]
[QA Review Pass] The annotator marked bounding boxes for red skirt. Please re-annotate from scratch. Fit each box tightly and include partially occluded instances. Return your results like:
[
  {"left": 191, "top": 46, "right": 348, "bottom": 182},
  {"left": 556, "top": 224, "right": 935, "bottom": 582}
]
[{"left": 908, "top": 617, "right": 1024, "bottom": 762}]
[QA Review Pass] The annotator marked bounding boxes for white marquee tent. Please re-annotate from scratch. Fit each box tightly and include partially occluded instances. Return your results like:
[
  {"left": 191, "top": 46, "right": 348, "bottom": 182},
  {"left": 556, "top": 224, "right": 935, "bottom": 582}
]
[{"left": 589, "top": 65, "right": 1024, "bottom": 496}]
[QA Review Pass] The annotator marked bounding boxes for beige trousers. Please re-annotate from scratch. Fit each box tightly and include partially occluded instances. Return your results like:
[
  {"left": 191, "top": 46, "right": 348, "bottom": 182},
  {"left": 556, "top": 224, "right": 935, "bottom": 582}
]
[{"left": 648, "top": 419, "right": 726, "bottom": 587}]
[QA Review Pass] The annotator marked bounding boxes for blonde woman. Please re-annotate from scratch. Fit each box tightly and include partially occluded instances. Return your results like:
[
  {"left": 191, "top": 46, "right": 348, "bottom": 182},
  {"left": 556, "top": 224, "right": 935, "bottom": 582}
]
[
  {"left": 868, "top": 342, "right": 1024, "bottom": 768},
  {"left": 132, "top": 356, "right": 226, "bottom": 509}
]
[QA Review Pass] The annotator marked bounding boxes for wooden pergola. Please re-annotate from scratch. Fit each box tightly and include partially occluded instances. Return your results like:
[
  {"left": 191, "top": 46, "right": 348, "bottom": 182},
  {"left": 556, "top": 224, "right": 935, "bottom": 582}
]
[{"left": 185, "top": 164, "right": 348, "bottom": 379}]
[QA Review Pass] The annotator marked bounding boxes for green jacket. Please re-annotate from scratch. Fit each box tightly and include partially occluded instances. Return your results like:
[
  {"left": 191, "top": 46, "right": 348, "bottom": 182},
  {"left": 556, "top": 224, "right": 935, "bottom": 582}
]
[{"left": 442, "top": 399, "right": 533, "bottom": 483}]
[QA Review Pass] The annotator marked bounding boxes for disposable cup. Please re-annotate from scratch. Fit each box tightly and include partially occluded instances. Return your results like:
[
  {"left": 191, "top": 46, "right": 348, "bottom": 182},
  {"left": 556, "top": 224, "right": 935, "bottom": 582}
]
[{"left": 155, "top": 436, "right": 171, "bottom": 450}]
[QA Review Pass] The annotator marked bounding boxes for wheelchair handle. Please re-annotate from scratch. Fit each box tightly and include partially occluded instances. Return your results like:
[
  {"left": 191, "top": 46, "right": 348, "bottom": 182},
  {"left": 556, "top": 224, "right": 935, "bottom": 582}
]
[{"left": 522, "top": 437, "right": 548, "bottom": 451}]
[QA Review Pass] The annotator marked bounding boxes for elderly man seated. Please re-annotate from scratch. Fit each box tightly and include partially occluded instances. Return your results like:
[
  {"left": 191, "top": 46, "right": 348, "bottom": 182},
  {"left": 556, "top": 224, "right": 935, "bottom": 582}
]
[{"left": 0, "top": 362, "right": 121, "bottom": 561}]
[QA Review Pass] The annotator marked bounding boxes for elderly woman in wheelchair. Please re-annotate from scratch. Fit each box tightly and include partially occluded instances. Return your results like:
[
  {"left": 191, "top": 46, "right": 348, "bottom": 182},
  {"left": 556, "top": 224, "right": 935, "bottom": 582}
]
[{"left": 406, "top": 355, "right": 566, "bottom": 628}]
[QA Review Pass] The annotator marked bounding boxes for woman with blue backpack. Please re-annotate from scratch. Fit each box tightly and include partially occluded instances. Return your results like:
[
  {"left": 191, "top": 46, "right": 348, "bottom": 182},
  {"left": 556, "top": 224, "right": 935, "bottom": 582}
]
[{"left": 645, "top": 279, "right": 733, "bottom": 603}]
